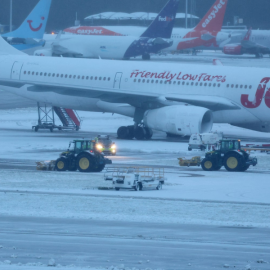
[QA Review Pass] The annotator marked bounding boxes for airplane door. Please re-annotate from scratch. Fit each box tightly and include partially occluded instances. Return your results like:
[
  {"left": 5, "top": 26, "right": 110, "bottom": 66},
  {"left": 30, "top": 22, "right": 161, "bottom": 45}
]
[
  {"left": 11, "top": 62, "right": 23, "bottom": 80},
  {"left": 113, "top": 72, "right": 123, "bottom": 89}
]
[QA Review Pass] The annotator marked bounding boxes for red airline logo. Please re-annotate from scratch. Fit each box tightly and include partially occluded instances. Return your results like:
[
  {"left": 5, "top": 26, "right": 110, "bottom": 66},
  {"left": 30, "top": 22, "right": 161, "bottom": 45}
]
[
  {"left": 27, "top": 17, "right": 45, "bottom": 32},
  {"left": 241, "top": 77, "right": 270, "bottom": 108}
]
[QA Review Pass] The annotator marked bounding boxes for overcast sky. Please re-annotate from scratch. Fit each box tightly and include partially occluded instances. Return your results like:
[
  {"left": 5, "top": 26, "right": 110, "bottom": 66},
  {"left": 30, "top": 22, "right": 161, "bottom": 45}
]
[{"left": 0, "top": 0, "right": 270, "bottom": 31}]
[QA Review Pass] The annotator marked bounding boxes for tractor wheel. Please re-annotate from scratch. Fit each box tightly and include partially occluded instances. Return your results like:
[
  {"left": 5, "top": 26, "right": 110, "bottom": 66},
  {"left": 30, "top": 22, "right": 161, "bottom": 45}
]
[
  {"left": 214, "top": 165, "right": 222, "bottom": 171},
  {"left": 93, "top": 164, "right": 105, "bottom": 172},
  {"left": 224, "top": 153, "right": 243, "bottom": 172},
  {"left": 239, "top": 164, "right": 250, "bottom": 172},
  {"left": 201, "top": 158, "right": 216, "bottom": 171},
  {"left": 55, "top": 157, "right": 68, "bottom": 171},
  {"left": 76, "top": 154, "right": 94, "bottom": 172}
]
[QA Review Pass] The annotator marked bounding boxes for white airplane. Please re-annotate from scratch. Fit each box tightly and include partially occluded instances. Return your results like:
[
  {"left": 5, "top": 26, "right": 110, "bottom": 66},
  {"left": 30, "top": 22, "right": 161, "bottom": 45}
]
[
  {"left": 1, "top": 34, "right": 270, "bottom": 141},
  {"left": 62, "top": 0, "right": 229, "bottom": 54},
  {"left": 36, "top": 0, "right": 179, "bottom": 60},
  {"left": 222, "top": 28, "right": 270, "bottom": 58}
]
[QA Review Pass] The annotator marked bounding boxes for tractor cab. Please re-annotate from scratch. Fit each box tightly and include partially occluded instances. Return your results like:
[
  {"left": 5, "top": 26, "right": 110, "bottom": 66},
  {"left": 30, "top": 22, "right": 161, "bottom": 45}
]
[
  {"left": 219, "top": 140, "right": 241, "bottom": 153},
  {"left": 68, "top": 140, "right": 94, "bottom": 154}
]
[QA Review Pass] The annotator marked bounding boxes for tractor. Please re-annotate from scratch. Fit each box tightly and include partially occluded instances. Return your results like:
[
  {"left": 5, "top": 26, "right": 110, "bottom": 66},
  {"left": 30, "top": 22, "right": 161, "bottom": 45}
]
[
  {"left": 201, "top": 139, "right": 257, "bottom": 172},
  {"left": 55, "top": 140, "right": 112, "bottom": 173}
]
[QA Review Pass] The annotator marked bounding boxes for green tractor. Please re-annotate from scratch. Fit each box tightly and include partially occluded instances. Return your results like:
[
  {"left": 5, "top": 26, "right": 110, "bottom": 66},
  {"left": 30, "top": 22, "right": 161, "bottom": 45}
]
[
  {"left": 55, "top": 140, "right": 112, "bottom": 173},
  {"left": 201, "top": 140, "right": 257, "bottom": 172}
]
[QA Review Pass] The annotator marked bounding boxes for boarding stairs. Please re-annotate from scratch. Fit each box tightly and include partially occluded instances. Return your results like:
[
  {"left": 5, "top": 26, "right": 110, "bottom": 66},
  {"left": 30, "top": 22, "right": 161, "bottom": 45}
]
[{"left": 32, "top": 102, "right": 82, "bottom": 132}]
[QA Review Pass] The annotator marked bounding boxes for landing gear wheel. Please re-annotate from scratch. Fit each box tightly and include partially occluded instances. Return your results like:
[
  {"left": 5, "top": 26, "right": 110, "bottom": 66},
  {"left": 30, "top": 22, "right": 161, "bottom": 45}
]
[
  {"left": 134, "top": 127, "right": 146, "bottom": 140},
  {"left": 77, "top": 154, "right": 94, "bottom": 172},
  {"left": 144, "top": 128, "right": 153, "bottom": 140},
  {"left": 117, "top": 126, "right": 129, "bottom": 139},
  {"left": 156, "top": 182, "right": 162, "bottom": 190},
  {"left": 224, "top": 153, "right": 242, "bottom": 172},
  {"left": 127, "top": 126, "right": 135, "bottom": 139},
  {"left": 201, "top": 158, "right": 216, "bottom": 171},
  {"left": 55, "top": 157, "right": 68, "bottom": 171},
  {"left": 34, "top": 126, "right": 39, "bottom": 132}
]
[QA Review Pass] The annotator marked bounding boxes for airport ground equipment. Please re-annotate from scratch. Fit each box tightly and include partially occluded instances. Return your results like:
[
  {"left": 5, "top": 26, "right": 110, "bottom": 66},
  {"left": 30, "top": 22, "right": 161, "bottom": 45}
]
[
  {"left": 95, "top": 135, "right": 116, "bottom": 155},
  {"left": 201, "top": 140, "right": 257, "bottom": 172},
  {"left": 55, "top": 140, "right": 112, "bottom": 173},
  {"left": 188, "top": 132, "right": 223, "bottom": 151},
  {"left": 32, "top": 102, "right": 81, "bottom": 132},
  {"left": 36, "top": 160, "right": 55, "bottom": 171},
  {"left": 104, "top": 167, "right": 166, "bottom": 191},
  {"left": 178, "top": 156, "right": 201, "bottom": 167}
]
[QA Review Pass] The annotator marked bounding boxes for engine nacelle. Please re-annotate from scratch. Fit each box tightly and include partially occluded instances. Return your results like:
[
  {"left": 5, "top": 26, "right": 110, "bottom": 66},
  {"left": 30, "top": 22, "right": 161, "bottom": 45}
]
[
  {"left": 215, "top": 32, "right": 231, "bottom": 46},
  {"left": 223, "top": 44, "right": 243, "bottom": 55},
  {"left": 34, "top": 49, "right": 52, "bottom": 57},
  {"left": 143, "top": 106, "right": 213, "bottom": 136}
]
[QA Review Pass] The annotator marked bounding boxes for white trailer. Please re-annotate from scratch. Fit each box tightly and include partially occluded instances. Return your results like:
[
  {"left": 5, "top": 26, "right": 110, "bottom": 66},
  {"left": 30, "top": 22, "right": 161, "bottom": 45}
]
[
  {"left": 188, "top": 132, "right": 223, "bottom": 151},
  {"left": 104, "top": 167, "right": 166, "bottom": 191}
]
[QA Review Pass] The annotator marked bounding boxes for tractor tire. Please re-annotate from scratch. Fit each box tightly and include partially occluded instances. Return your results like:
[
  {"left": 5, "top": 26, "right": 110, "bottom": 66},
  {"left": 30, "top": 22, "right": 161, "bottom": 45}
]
[
  {"left": 93, "top": 164, "right": 105, "bottom": 172},
  {"left": 224, "top": 153, "right": 243, "bottom": 172},
  {"left": 55, "top": 157, "right": 68, "bottom": 171},
  {"left": 239, "top": 164, "right": 250, "bottom": 172},
  {"left": 76, "top": 154, "right": 95, "bottom": 172},
  {"left": 213, "top": 165, "right": 222, "bottom": 171},
  {"left": 201, "top": 158, "right": 216, "bottom": 171}
]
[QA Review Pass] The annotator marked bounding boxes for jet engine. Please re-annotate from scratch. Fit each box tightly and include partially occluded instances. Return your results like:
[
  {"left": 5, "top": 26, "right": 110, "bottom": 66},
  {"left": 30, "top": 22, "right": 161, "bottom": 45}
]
[
  {"left": 143, "top": 105, "right": 213, "bottom": 136},
  {"left": 34, "top": 49, "right": 53, "bottom": 57},
  {"left": 223, "top": 44, "right": 243, "bottom": 55}
]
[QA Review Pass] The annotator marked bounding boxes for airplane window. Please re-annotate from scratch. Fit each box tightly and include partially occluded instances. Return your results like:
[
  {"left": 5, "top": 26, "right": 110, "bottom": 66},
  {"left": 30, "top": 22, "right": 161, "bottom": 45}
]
[
  {"left": 90, "top": 76, "right": 93, "bottom": 80},
  {"left": 236, "top": 85, "right": 238, "bottom": 88},
  {"left": 231, "top": 84, "right": 234, "bottom": 88},
  {"left": 191, "top": 82, "right": 194, "bottom": 86},
  {"left": 227, "top": 84, "right": 229, "bottom": 87},
  {"left": 249, "top": 85, "right": 252, "bottom": 89},
  {"left": 204, "top": 83, "right": 207, "bottom": 86},
  {"left": 213, "top": 83, "right": 216, "bottom": 87},
  {"left": 134, "top": 79, "right": 136, "bottom": 82},
  {"left": 240, "top": 85, "right": 243, "bottom": 88},
  {"left": 103, "top": 77, "right": 106, "bottom": 81},
  {"left": 177, "top": 81, "right": 180, "bottom": 85},
  {"left": 147, "top": 80, "right": 150, "bottom": 83},
  {"left": 73, "top": 75, "right": 76, "bottom": 79},
  {"left": 182, "top": 82, "right": 185, "bottom": 85},
  {"left": 169, "top": 81, "right": 171, "bottom": 84},
  {"left": 95, "top": 77, "right": 97, "bottom": 80},
  {"left": 40, "top": 72, "right": 43, "bottom": 76},
  {"left": 218, "top": 84, "right": 220, "bottom": 87},
  {"left": 69, "top": 75, "right": 72, "bottom": 78},
  {"left": 86, "top": 76, "right": 89, "bottom": 80},
  {"left": 31, "top": 72, "right": 34, "bottom": 75},
  {"left": 36, "top": 72, "right": 38, "bottom": 75},
  {"left": 195, "top": 82, "right": 198, "bottom": 86},
  {"left": 57, "top": 74, "right": 59, "bottom": 77},
  {"left": 99, "top": 77, "right": 102, "bottom": 80},
  {"left": 160, "top": 80, "right": 163, "bottom": 84},
  {"left": 24, "top": 71, "right": 26, "bottom": 74},
  {"left": 61, "top": 74, "right": 63, "bottom": 78},
  {"left": 245, "top": 85, "right": 247, "bottom": 89},
  {"left": 27, "top": 71, "right": 30, "bottom": 75},
  {"left": 142, "top": 79, "right": 145, "bottom": 83},
  {"left": 77, "top": 76, "right": 80, "bottom": 79},
  {"left": 52, "top": 74, "right": 55, "bottom": 77},
  {"left": 151, "top": 80, "right": 154, "bottom": 83},
  {"left": 48, "top": 73, "right": 51, "bottom": 77},
  {"left": 156, "top": 80, "right": 158, "bottom": 83},
  {"left": 82, "top": 76, "right": 85, "bottom": 80},
  {"left": 164, "top": 81, "right": 167, "bottom": 84},
  {"left": 108, "top": 78, "right": 110, "bottom": 81},
  {"left": 186, "top": 82, "right": 189, "bottom": 86},
  {"left": 44, "top": 73, "right": 47, "bottom": 76},
  {"left": 173, "top": 81, "right": 176, "bottom": 85},
  {"left": 138, "top": 79, "right": 141, "bottom": 83},
  {"left": 200, "top": 83, "right": 203, "bottom": 86}
]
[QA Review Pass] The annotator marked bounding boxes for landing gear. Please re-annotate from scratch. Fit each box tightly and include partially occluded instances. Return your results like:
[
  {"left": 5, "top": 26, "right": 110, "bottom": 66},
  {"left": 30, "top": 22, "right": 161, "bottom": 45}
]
[
  {"left": 117, "top": 125, "right": 153, "bottom": 140},
  {"left": 142, "top": 54, "right": 151, "bottom": 60}
]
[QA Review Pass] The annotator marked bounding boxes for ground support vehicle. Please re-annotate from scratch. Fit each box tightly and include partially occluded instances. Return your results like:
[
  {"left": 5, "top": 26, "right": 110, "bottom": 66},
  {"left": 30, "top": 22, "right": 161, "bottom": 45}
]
[
  {"left": 188, "top": 132, "right": 223, "bottom": 151},
  {"left": 104, "top": 167, "right": 166, "bottom": 191},
  {"left": 201, "top": 140, "right": 257, "bottom": 172},
  {"left": 55, "top": 140, "right": 112, "bottom": 173},
  {"left": 95, "top": 135, "right": 117, "bottom": 155},
  {"left": 36, "top": 160, "right": 55, "bottom": 171},
  {"left": 178, "top": 156, "right": 201, "bottom": 167}
]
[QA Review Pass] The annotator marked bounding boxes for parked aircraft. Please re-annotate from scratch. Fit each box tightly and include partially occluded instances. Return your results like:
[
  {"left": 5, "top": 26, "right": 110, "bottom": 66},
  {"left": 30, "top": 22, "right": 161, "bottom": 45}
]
[
  {"left": 36, "top": 0, "right": 179, "bottom": 60},
  {"left": 1, "top": 35, "right": 270, "bottom": 140},
  {"left": 2, "top": 0, "right": 51, "bottom": 54},
  {"left": 222, "top": 28, "right": 270, "bottom": 58},
  {"left": 63, "top": 0, "right": 229, "bottom": 54}
]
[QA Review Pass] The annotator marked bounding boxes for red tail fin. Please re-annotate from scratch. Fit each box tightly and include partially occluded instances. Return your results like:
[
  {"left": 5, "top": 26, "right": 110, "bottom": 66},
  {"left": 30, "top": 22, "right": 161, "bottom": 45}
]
[
  {"left": 243, "top": 27, "right": 252, "bottom": 41},
  {"left": 194, "top": 0, "right": 228, "bottom": 33}
]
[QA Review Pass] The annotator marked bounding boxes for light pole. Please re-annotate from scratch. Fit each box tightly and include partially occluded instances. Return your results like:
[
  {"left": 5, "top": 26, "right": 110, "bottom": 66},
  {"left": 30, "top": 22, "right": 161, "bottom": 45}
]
[
  {"left": 10, "top": 0, "right": 13, "bottom": 32},
  {"left": 185, "top": 0, "right": 188, "bottom": 28}
]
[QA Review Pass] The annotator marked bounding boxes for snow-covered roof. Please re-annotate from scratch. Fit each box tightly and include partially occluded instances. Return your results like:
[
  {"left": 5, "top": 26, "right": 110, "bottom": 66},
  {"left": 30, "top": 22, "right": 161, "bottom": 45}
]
[{"left": 85, "top": 12, "right": 199, "bottom": 21}]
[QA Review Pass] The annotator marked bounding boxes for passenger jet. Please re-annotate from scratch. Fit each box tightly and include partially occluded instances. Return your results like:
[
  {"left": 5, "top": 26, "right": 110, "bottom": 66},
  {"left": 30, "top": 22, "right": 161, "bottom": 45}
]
[{"left": 1, "top": 34, "right": 270, "bottom": 139}]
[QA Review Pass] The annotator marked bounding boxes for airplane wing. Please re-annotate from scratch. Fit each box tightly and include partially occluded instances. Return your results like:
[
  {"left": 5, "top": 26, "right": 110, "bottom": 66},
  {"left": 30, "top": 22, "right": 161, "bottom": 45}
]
[{"left": 0, "top": 78, "right": 240, "bottom": 111}]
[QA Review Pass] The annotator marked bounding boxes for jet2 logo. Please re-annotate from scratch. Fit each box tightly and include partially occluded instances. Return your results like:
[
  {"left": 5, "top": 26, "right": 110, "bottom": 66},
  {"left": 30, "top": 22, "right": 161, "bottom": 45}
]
[
  {"left": 202, "top": 0, "right": 226, "bottom": 28},
  {"left": 159, "top": 16, "right": 174, "bottom": 22},
  {"left": 241, "top": 77, "right": 270, "bottom": 108},
  {"left": 27, "top": 16, "right": 45, "bottom": 32}
]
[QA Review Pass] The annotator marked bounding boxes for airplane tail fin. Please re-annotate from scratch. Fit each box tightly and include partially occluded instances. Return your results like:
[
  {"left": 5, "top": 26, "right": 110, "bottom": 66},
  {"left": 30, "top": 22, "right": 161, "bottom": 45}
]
[
  {"left": 2, "top": 0, "right": 52, "bottom": 39},
  {"left": 0, "top": 36, "right": 26, "bottom": 55},
  {"left": 140, "top": 0, "right": 179, "bottom": 39},
  {"left": 193, "top": 0, "right": 228, "bottom": 33},
  {"left": 243, "top": 27, "right": 252, "bottom": 41}
]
